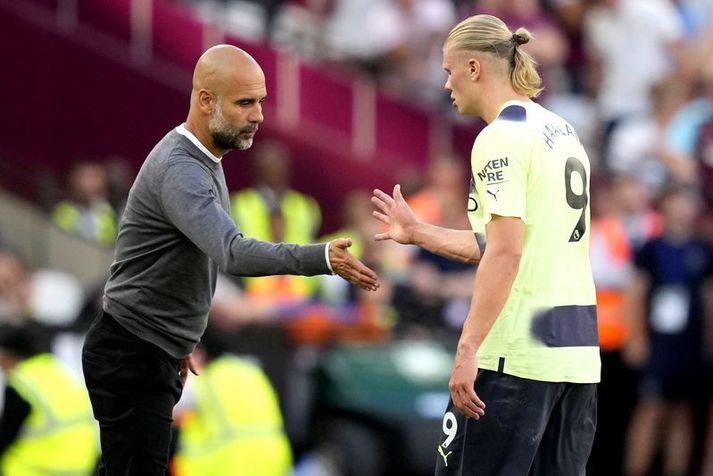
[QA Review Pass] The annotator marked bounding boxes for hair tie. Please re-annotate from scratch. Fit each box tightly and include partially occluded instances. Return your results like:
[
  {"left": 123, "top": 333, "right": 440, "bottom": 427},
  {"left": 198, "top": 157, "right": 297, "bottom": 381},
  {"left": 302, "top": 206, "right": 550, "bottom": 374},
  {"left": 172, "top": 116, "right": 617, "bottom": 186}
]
[{"left": 512, "top": 31, "right": 530, "bottom": 46}]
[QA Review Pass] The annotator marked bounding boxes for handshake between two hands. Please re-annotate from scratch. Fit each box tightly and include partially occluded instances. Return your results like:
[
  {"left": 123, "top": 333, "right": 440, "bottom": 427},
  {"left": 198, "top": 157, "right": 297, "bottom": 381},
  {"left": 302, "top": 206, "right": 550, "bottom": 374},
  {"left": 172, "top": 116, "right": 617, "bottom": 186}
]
[{"left": 328, "top": 184, "right": 416, "bottom": 292}]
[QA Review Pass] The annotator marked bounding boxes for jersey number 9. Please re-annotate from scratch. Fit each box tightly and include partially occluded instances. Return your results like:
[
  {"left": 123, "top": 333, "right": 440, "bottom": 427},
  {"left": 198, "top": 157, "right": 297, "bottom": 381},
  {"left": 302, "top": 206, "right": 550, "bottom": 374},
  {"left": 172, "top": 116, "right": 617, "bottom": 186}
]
[{"left": 564, "top": 157, "right": 588, "bottom": 242}]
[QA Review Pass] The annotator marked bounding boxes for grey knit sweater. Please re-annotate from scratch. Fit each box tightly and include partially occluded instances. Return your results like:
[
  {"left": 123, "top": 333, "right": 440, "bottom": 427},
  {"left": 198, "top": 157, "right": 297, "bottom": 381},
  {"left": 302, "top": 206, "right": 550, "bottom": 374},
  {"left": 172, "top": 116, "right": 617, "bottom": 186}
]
[{"left": 103, "top": 127, "right": 329, "bottom": 358}]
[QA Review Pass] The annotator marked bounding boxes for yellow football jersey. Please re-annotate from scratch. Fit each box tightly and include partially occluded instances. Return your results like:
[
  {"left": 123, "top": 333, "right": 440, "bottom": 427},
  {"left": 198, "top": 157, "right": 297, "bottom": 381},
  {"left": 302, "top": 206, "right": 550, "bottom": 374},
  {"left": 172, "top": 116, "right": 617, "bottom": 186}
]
[{"left": 468, "top": 100, "right": 600, "bottom": 383}]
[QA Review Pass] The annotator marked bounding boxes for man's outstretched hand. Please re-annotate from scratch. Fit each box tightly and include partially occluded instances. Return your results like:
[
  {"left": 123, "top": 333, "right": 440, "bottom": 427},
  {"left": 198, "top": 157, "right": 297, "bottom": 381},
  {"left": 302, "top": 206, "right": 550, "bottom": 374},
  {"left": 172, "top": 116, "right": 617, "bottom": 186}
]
[
  {"left": 371, "top": 184, "right": 418, "bottom": 245},
  {"left": 328, "top": 238, "right": 379, "bottom": 291}
]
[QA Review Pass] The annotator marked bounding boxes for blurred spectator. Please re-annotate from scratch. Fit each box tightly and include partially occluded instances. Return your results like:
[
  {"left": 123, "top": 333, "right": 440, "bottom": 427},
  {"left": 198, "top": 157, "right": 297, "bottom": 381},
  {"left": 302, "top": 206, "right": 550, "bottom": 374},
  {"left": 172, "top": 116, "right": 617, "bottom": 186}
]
[
  {"left": 391, "top": 155, "right": 475, "bottom": 332},
  {"left": 173, "top": 327, "right": 292, "bottom": 476},
  {"left": 608, "top": 78, "right": 696, "bottom": 197},
  {"left": 0, "top": 247, "right": 86, "bottom": 379},
  {"left": 271, "top": 0, "right": 333, "bottom": 59},
  {"left": 542, "top": 0, "right": 588, "bottom": 91},
  {"left": 318, "top": 190, "right": 387, "bottom": 306},
  {"left": 185, "top": 0, "right": 282, "bottom": 42},
  {"left": 675, "top": 0, "right": 713, "bottom": 40},
  {"left": 104, "top": 155, "right": 136, "bottom": 220},
  {"left": 371, "top": 0, "right": 456, "bottom": 104},
  {"left": 52, "top": 162, "right": 117, "bottom": 247},
  {"left": 587, "top": 179, "right": 637, "bottom": 476},
  {"left": 607, "top": 176, "right": 663, "bottom": 252},
  {"left": 230, "top": 141, "right": 322, "bottom": 304},
  {"left": 692, "top": 62, "right": 713, "bottom": 224},
  {"left": 0, "top": 323, "right": 98, "bottom": 475},
  {"left": 623, "top": 186, "right": 713, "bottom": 476},
  {"left": 665, "top": 59, "right": 713, "bottom": 169},
  {"left": 583, "top": 0, "right": 684, "bottom": 144},
  {"left": 701, "top": 271, "right": 713, "bottom": 476},
  {"left": 0, "top": 248, "right": 84, "bottom": 328},
  {"left": 407, "top": 154, "right": 470, "bottom": 230},
  {"left": 323, "top": 0, "right": 455, "bottom": 103},
  {"left": 281, "top": 191, "right": 396, "bottom": 344},
  {"left": 210, "top": 272, "right": 282, "bottom": 326},
  {"left": 0, "top": 251, "right": 29, "bottom": 325},
  {"left": 257, "top": 191, "right": 394, "bottom": 350}
]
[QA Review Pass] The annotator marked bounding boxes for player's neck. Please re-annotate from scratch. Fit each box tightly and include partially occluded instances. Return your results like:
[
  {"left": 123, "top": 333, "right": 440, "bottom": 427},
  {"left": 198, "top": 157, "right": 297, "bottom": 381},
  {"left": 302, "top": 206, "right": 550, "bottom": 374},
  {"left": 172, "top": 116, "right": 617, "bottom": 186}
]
[{"left": 481, "top": 89, "right": 531, "bottom": 124}]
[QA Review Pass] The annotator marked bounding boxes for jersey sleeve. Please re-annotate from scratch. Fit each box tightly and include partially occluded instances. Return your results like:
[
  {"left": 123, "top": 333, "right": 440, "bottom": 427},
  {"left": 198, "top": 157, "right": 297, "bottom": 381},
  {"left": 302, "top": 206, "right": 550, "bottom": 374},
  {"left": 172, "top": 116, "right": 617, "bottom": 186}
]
[{"left": 471, "top": 120, "right": 533, "bottom": 225}]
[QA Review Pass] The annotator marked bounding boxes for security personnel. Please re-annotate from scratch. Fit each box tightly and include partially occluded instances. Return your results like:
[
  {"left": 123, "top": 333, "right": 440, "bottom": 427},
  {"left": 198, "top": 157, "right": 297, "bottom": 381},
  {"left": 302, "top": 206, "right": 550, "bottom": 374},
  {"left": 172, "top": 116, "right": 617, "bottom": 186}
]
[
  {"left": 174, "top": 339, "right": 292, "bottom": 476},
  {"left": 52, "top": 162, "right": 117, "bottom": 246},
  {"left": 0, "top": 324, "right": 98, "bottom": 475},
  {"left": 53, "top": 200, "right": 116, "bottom": 246},
  {"left": 230, "top": 141, "right": 321, "bottom": 302}
]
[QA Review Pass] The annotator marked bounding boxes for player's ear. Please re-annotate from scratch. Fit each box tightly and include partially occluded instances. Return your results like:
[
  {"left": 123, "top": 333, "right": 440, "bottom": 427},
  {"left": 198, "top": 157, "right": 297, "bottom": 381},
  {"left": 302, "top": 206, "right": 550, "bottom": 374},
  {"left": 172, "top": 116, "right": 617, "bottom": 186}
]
[{"left": 468, "top": 58, "right": 481, "bottom": 82}]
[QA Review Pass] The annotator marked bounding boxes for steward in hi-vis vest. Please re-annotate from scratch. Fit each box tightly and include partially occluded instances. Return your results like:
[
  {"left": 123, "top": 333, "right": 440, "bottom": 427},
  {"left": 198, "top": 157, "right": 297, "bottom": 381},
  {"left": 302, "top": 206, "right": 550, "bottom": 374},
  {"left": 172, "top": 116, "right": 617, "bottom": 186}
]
[
  {"left": 174, "top": 354, "right": 292, "bottom": 476},
  {"left": 0, "top": 325, "right": 98, "bottom": 476}
]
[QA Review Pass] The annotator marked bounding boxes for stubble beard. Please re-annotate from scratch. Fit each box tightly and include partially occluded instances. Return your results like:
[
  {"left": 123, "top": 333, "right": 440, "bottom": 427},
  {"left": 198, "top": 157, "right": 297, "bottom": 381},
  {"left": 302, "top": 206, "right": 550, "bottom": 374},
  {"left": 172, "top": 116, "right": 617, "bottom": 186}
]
[{"left": 209, "top": 104, "right": 256, "bottom": 151}]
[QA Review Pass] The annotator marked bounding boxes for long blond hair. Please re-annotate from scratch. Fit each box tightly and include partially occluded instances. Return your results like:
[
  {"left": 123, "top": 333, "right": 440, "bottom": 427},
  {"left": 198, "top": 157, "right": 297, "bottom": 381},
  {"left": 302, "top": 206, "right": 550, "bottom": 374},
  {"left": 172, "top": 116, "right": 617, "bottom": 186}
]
[{"left": 445, "top": 14, "right": 542, "bottom": 98}]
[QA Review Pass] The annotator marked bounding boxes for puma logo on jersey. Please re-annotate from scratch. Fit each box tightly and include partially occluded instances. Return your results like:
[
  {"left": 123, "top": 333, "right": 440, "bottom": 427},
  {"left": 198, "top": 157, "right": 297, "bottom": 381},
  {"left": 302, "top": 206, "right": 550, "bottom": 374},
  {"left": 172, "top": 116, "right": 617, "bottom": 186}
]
[
  {"left": 438, "top": 445, "right": 453, "bottom": 467},
  {"left": 487, "top": 189, "right": 500, "bottom": 201}
]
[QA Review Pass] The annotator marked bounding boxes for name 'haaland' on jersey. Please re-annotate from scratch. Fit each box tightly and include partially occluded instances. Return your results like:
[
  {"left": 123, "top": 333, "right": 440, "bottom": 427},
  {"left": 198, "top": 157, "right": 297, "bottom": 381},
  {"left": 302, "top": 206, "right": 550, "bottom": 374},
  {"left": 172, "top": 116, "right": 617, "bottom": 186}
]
[{"left": 542, "top": 121, "right": 580, "bottom": 150}]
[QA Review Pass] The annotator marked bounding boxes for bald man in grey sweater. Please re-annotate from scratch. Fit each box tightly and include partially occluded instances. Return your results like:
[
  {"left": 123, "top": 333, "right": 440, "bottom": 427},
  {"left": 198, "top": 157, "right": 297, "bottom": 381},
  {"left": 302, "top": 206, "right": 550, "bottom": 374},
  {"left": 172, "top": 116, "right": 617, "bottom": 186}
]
[{"left": 82, "top": 45, "right": 379, "bottom": 476}]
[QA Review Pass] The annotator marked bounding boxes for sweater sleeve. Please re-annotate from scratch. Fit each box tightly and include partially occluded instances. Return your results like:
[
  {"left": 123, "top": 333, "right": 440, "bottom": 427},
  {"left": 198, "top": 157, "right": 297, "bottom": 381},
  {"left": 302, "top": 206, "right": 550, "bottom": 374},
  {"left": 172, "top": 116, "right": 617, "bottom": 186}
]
[
  {"left": 159, "top": 159, "right": 330, "bottom": 277},
  {"left": 0, "top": 385, "right": 31, "bottom": 457}
]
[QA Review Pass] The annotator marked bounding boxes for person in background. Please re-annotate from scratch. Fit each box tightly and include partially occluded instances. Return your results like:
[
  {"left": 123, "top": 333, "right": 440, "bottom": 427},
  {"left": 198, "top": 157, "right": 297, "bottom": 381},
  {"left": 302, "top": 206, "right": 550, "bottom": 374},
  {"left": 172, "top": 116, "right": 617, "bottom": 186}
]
[
  {"left": 0, "top": 323, "right": 98, "bottom": 475},
  {"left": 397, "top": 155, "right": 475, "bottom": 332},
  {"left": 692, "top": 61, "right": 713, "bottom": 245},
  {"left": 319, "top": 190, "right": 388, "bottom": 305},
  {"left": 607, "top": 176, "right": 663, "bottom": 252},
  {"left": 230, "top": 140, "right": 323, "bottom": 304},
  {"left": 587, "top": 178, "right": 638, "bottom": 476},
  {"left": 608, "top": 78, "right": 696, "bottom": 198},
  {"left": 0, "top": 250, "right": 29, "bottom": 325},
  {"left": 173, "top": 325, "right": 292, "bottom": 476},
  {"left": 623, "top": 185, "right": 713, "bottom": 476},
  {"left": 52, "top": 161, "right": 117, "bottom": 247},
  {"left": 583, "top": 0, "right": 684, "bottom": 146}
]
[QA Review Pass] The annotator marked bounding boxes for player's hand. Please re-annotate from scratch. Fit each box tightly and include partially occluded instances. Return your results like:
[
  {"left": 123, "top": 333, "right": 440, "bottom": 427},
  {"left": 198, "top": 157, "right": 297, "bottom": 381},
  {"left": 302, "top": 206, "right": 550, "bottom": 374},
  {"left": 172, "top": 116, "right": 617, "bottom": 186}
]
[
  {"left": 449, "top": 350, "right": 486, "bottom": 419},
  {"left": 180, "top": 353, "right": 200, "bottom": 387},
  {"left": 328, "top": 238, "right": 380, "bottom": 291},
  {"left": 372, "top": 184, "right": 419, "bottom": 245}
]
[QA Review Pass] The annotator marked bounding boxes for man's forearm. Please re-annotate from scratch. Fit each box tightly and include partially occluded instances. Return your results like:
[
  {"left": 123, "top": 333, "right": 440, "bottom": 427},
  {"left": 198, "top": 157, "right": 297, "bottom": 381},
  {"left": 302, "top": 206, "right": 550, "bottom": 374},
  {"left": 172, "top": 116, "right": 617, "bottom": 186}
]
[
  {"left": 410, "top": 222, "right": 480, "bottom": 264},
  {"left": 458, "top": 247, "right": 520, "bottom": 354}
]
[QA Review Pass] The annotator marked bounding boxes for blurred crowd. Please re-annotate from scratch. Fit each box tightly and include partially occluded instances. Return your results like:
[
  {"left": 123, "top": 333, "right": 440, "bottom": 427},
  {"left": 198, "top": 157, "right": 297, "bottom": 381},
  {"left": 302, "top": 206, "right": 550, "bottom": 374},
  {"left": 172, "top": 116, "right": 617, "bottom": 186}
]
[{"left": 2, "top": 0, "right": 713, "bottom": 474}]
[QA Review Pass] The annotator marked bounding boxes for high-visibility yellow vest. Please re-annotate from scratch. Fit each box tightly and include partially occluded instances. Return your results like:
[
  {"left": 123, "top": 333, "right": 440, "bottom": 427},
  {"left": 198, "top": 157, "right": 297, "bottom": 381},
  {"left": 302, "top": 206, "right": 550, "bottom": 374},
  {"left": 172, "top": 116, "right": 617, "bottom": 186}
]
[
  {"left": 1, "top": 354, "right": 98, "bottom": 476},
  {"left": 174, "top": 356, "right": 292, "bottom": 476},
  {"left": 52, "top": 201, "right": 116, "bottom": 246},
  {"left": 230, "top": 189, "right": 322, "bottom": 301}
]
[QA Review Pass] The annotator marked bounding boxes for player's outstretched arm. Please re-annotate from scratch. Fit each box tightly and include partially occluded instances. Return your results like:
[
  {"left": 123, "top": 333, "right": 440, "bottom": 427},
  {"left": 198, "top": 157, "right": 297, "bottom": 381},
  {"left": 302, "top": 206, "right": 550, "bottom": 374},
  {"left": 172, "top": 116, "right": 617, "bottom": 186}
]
[
  {"left": 328, "top": 238, "right": 380, "bottom": 291},
  {"left": 372, "top": 184, "right": 480, "bottom": 264}
]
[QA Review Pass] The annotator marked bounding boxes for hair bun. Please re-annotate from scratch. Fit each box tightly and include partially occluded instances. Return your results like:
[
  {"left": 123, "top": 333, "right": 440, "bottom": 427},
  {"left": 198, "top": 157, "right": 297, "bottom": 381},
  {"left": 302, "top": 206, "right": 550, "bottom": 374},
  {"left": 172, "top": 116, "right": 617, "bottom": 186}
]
[{"left": 512, "top": 28, "right": 532, "bottom": 46}]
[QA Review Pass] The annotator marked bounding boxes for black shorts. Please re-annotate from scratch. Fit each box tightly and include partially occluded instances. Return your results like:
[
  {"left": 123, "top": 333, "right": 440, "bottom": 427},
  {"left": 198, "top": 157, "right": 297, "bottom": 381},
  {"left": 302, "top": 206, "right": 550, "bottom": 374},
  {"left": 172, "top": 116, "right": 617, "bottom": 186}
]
[{"left": 434, "top": 370, "right": 597, "bottom": 476}]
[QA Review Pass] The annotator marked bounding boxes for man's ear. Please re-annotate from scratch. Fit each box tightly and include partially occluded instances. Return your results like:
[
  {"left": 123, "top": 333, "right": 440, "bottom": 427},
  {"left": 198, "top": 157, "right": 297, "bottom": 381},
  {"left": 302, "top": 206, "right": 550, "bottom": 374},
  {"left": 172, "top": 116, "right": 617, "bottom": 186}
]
[
  {"left": 197, "top": 89, "right": 215, "bottom": 114},
  {"left": 468, "top": 58, "right": 481, "bottom": 82}
]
